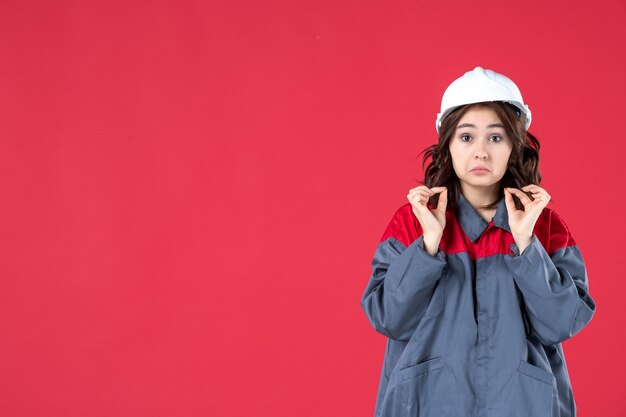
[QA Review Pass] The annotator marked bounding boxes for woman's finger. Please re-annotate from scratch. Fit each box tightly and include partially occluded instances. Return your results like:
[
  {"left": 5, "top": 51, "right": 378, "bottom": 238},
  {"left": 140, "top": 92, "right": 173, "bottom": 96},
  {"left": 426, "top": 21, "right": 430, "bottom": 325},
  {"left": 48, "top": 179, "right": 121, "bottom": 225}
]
[
  {"left": 409, "top": 189, "right": 434, "bottom": 197},
  {"left": 408, "top": 190, "right": 435, "bottom": 201},
  {"left": 506, "top": 187, "right": 533, "bottom": 205},
  {"left": 409, "top": 189, "right": 435, "bottom": 195},
  {"left": 408, "top": 193, "right": 425, "bottom": 204},
  {"left": 409, "top": 186, "right": 446, "bottom": 193},
  {"left": 430, "top": 186, "right": 447, "bottom": 192},
  {"left": 522, "top": 184, "right": 550, "bottom": 198}
]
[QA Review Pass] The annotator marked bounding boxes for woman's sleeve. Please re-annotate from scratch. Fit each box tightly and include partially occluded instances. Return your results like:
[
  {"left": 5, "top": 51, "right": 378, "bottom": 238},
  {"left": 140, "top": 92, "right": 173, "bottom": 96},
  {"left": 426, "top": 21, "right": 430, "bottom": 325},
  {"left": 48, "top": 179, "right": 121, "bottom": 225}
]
[
  {"left": 503, "top": 209, "right": 597, "bottom": 346},
  {"left": 360, "top": 206, "right": 448, "bottom": 341}
]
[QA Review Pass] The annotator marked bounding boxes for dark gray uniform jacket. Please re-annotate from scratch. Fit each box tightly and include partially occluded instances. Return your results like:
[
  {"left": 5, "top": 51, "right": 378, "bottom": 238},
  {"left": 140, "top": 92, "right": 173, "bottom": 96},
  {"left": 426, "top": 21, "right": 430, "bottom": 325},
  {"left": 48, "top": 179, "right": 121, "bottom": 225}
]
[{"left": 360, "top": 194, "right": 596, "bottom": 417}]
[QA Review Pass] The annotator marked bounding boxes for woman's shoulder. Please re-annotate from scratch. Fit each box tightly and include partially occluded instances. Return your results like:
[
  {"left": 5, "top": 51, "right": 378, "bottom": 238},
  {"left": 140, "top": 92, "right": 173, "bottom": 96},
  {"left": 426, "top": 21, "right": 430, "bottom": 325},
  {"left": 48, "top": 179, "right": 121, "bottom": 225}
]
[
  {"left": 379, "top": 202, "right": 457, "bottom": 247},
  {"left": 379, "top": 203, "right": 423, "bottom": 247},
  {"left": 534, "top": 205, "right": 577, "bottom": 254}
]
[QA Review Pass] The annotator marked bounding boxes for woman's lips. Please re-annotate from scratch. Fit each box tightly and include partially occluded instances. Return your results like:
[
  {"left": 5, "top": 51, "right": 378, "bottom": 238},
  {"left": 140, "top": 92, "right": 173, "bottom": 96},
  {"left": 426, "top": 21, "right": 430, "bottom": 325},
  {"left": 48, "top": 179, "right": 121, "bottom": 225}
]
[{"left": 470, "top": 168, "right": 490, "bottom": 173}]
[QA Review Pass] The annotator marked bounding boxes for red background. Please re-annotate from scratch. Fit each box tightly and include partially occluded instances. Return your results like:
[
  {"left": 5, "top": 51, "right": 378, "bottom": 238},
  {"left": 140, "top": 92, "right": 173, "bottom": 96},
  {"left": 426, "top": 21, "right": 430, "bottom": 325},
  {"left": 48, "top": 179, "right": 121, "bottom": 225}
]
[{"left": 1, "top": 1, "right": 623, "bottom": 416}]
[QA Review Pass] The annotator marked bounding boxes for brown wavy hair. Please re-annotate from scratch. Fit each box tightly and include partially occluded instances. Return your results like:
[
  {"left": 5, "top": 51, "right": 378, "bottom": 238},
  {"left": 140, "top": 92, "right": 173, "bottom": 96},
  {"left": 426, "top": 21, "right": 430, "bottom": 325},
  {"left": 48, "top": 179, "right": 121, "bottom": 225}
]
[{"left": 415, "top": 101, "right": 543, "bottom": 212}]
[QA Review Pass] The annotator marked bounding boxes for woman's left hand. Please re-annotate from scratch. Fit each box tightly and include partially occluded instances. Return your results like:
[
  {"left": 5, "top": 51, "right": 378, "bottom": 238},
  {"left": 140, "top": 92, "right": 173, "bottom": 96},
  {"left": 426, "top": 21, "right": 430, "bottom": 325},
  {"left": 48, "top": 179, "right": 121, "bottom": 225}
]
[{"left": 504, "top": 185, "right": 551, "bottom": 253}]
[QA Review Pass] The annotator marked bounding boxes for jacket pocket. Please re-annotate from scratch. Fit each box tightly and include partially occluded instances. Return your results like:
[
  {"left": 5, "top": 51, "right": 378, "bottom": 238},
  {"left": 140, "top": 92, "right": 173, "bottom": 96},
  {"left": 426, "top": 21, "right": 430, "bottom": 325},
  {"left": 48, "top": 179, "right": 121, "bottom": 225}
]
[
  {"left": 396, "top": 356, "right": 464, "bottom": 417},
  {"left": 500, "top": 360, "right": 557, "bottom": 417},
  {"left": 397, "top": 356, "right": 444, "bottom": 382}
]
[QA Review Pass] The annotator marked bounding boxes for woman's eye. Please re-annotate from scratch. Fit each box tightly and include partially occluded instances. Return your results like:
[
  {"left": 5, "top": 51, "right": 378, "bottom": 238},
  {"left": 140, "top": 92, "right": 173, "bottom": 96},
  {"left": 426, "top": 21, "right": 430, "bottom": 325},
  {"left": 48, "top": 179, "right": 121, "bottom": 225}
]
[
  {"left": 460, "top": 135, "right": 471, "bottom": 142},
  {"left": 490, "top": 135, "right": 503, "bottom": 142}
]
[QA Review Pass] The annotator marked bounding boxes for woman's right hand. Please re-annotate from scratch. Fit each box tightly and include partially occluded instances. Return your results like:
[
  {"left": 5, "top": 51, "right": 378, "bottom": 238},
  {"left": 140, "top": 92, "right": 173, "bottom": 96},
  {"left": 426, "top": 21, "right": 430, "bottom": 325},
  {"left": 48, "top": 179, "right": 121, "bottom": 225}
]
[{"left": 407, "top": 186, "right": 448, "bottom": 254}]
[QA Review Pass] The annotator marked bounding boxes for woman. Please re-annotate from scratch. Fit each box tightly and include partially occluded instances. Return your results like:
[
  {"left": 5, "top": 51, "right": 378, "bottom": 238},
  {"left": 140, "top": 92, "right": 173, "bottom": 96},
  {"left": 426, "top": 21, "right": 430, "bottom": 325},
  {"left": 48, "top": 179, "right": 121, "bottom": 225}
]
[{"left": 360, "top": 67, "right": 596, "bottom": 417}]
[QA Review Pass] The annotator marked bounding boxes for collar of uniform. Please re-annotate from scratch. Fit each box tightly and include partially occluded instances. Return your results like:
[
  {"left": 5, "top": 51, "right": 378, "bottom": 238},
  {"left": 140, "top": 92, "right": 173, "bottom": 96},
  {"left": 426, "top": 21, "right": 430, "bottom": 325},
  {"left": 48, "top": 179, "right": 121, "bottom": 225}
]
[{"left": 456, "top": 193, "right": 510, "bottom": 242}]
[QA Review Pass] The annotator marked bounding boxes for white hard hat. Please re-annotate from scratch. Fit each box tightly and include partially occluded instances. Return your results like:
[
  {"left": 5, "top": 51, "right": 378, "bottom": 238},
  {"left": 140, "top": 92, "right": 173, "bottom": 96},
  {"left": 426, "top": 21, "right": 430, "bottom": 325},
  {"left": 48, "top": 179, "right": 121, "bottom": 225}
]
[{"left": 435, "top": 66, "right": 531, "bottom": 133}]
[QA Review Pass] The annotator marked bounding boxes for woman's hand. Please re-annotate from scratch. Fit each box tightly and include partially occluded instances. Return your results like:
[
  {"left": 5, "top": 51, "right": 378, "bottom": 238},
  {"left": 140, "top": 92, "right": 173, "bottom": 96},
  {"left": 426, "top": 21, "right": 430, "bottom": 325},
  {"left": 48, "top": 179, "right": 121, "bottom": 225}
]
[
  {"left": 407, "top": 186, "right": 447, "bottom": 255},
  {"left": 504, "top": 184, "right": 551, "bottom": 254}
]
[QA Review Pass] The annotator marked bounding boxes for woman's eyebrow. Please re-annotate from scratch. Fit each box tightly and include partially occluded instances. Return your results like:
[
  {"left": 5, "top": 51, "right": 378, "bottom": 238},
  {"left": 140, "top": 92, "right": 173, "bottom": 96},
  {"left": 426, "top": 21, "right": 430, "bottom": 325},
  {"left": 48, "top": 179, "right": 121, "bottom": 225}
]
[{"left": 456, "top": 123, "right": 505, "bottom": 129}]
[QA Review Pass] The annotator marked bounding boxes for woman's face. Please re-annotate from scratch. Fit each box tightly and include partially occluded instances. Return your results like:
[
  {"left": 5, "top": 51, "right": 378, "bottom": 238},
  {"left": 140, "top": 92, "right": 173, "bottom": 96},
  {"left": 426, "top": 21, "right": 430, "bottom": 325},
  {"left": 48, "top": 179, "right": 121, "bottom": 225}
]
[{"left": 448, "top": 105, "right": 513, "bottom": 197}]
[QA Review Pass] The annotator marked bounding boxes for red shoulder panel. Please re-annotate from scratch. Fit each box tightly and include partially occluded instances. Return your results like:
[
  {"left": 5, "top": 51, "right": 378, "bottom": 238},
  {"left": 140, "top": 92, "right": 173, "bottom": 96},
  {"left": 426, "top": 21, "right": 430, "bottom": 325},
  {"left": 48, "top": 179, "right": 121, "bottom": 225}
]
[
  {"left": 379, "top": 203, "right": 422, "bottom": 247},
  {"left": 545, "top": 208, "right": 577, "bottom": 253}
]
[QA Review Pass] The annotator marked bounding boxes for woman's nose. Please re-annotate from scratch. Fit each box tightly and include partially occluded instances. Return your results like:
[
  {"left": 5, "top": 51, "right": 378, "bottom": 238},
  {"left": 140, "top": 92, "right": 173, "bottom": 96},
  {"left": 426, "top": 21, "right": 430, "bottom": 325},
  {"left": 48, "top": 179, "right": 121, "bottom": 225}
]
[{"left": 473, "top": 147, "right": 488, "bottom": 159}]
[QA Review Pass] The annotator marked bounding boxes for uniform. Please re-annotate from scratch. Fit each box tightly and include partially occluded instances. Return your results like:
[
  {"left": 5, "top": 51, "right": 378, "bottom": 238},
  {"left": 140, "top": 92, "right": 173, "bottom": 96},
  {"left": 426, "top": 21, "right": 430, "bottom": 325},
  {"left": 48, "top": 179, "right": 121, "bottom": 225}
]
[{"left": 360, "top": 193, "right": 596, "bottom": 417}]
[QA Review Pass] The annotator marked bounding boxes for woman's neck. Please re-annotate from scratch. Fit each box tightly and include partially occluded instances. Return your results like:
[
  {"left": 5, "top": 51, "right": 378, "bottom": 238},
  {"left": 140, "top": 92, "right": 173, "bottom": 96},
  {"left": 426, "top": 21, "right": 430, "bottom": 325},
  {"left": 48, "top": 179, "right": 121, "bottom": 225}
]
[{"left": 461, "top": 186, "right": 500, "bottom": 210}]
